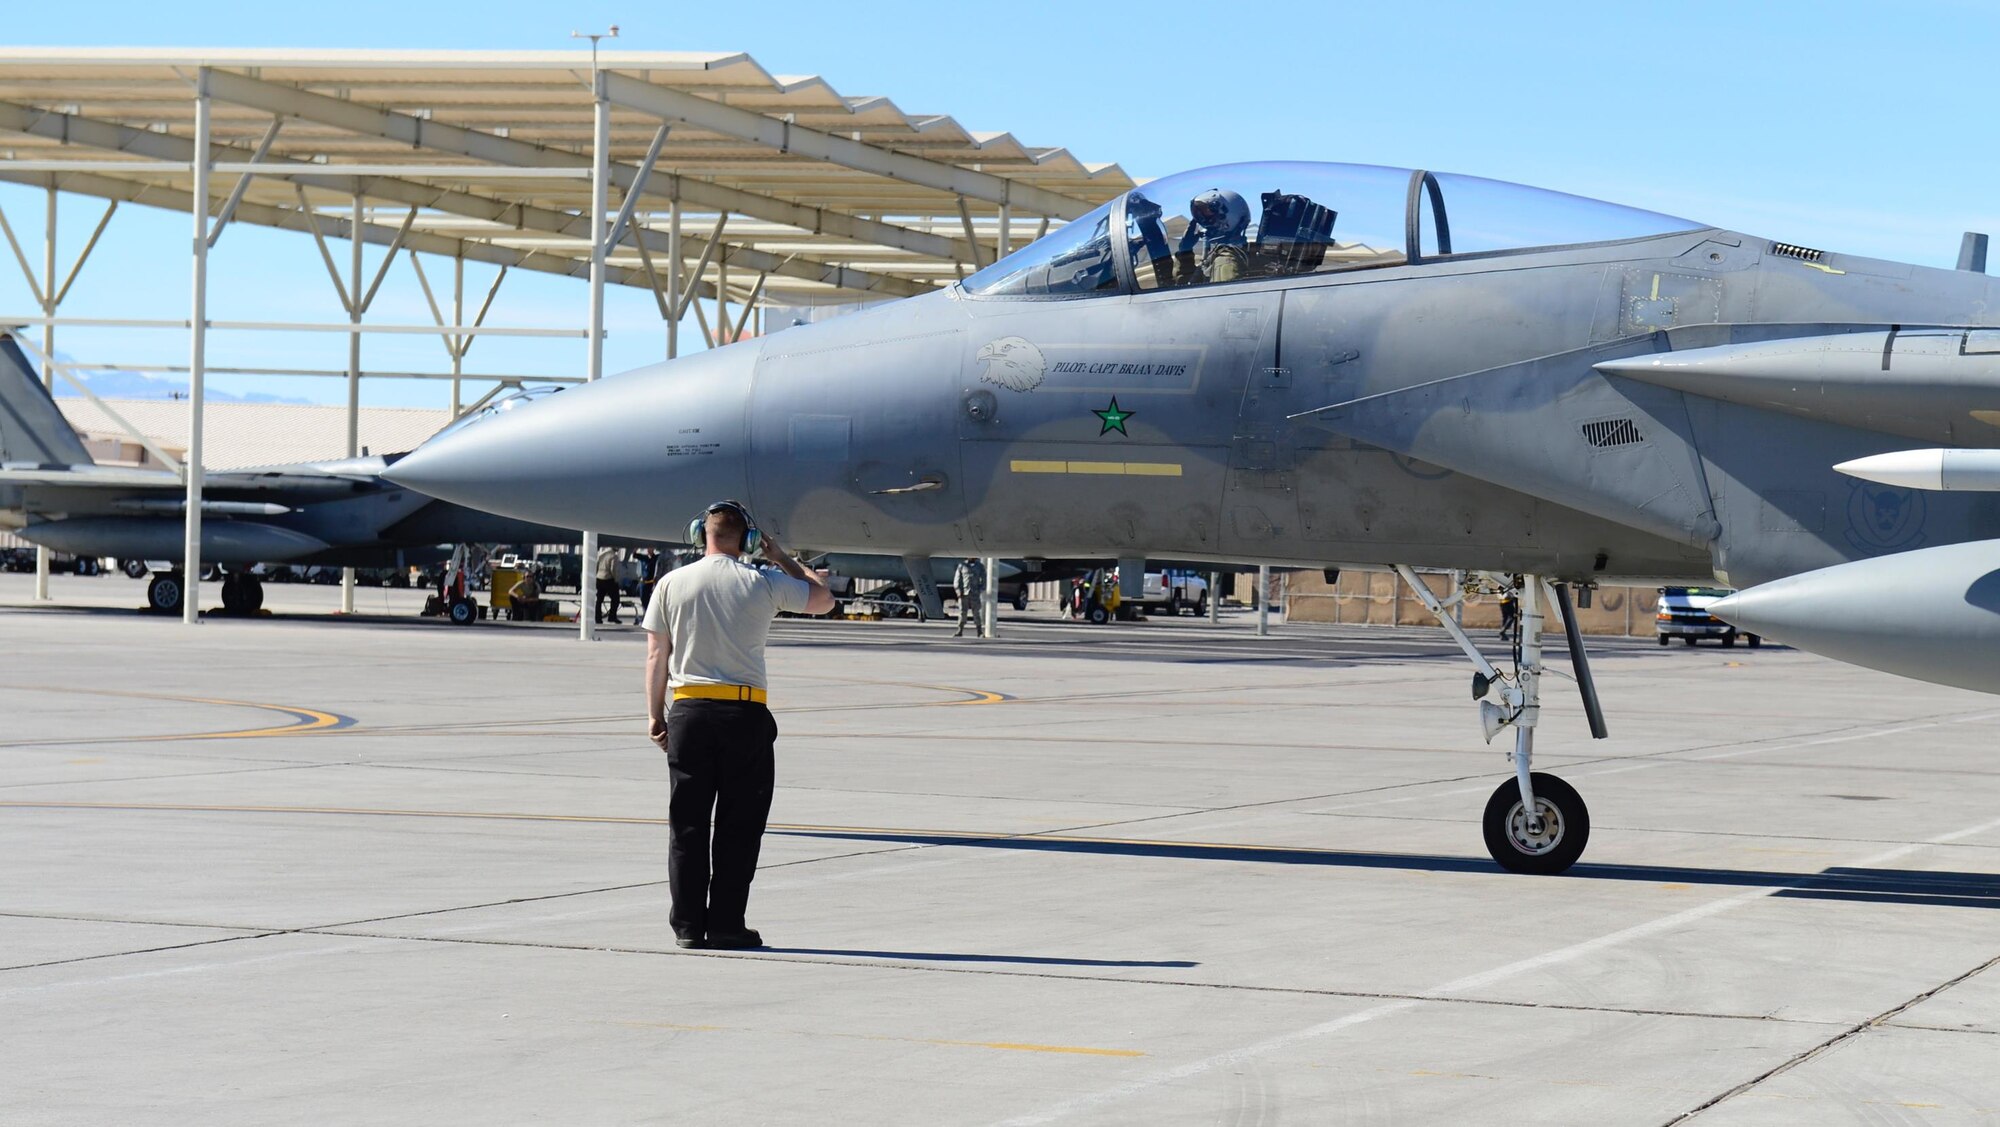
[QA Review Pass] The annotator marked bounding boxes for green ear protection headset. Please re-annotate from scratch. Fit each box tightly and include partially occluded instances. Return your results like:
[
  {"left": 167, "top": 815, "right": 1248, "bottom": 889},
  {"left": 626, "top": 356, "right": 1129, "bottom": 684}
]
[{"left": 688, "top": 499, "right": 762, "bottom": 556}]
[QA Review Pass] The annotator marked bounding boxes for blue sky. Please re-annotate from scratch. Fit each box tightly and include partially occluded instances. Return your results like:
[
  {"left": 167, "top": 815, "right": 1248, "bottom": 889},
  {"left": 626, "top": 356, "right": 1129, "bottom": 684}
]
[{"left": 3, "top": 0, "right": 1996, "bottom": 408}]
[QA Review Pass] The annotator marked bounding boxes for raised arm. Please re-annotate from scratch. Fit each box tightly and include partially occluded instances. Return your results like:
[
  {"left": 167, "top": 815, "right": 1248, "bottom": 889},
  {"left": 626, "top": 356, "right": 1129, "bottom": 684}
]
[{"left": 762, "top": 537, "right": 837, "bottom": 615}]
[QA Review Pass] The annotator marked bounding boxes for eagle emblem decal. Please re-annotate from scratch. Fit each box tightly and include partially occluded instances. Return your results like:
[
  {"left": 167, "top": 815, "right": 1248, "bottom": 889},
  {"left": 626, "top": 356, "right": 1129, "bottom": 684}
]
[{"left": 975, "top": 336, "right": 1046, "bottom": 393}]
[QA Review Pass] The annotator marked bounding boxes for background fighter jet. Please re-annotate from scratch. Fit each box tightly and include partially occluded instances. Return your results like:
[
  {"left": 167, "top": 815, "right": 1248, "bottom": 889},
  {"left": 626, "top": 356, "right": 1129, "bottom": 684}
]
[
  {"left": 0, "top": 341, "right": 651, "bottom": 615},
  {"left": 389, "top": 160, "right": 2000, "bottom": 873}
]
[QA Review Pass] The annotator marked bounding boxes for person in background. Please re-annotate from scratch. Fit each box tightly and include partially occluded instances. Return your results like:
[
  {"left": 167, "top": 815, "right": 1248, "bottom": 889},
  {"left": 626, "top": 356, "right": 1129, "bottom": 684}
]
[
  {"left": 953, "top": 557, "right": 987, "bottom": 638},
  {"left": 596, "top": 544, "right": 624, "bottom": 625},
  {"left": 509, "top": 569, "right": 549, "bottom": 622}
]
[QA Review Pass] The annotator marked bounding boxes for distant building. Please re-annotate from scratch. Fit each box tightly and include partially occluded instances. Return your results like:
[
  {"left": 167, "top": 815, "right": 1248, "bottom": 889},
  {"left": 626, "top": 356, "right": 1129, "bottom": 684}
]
[{"left": 55, "top": 399, "right": 450, "bottom": 470}]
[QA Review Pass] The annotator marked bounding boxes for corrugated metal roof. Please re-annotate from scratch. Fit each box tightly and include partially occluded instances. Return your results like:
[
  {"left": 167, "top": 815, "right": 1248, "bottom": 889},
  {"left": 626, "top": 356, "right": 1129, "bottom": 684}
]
[
  {"left": 0, "top": 49, "right": 1134, "bottom": 305},
  {"left": 57, "top": 398, "right": 447, "bottom": 469}
]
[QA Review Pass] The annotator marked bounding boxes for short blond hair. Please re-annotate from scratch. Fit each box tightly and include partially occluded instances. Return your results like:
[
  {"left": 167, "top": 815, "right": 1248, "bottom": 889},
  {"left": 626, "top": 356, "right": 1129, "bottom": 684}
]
[{"left": 705, "top": 507, "right": 746, "bottom": 550}]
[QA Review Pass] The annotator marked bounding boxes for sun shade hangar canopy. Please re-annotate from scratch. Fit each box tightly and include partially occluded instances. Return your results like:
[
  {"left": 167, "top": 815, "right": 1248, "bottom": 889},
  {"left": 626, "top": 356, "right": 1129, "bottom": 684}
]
[
  {"left": 0, "top": 48, "right": 1135, "bottom": 305},
  {"left": 964, "top": 161, "right": 1702, "bottom": 298}
]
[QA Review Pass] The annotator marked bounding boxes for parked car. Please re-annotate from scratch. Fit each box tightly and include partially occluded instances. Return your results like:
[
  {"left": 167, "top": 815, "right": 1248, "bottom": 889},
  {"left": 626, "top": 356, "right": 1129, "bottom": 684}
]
[
  {"left": 1656, "top": 586, "right": 1761, "bottom": 647},
  {"left": 1138, "top": 568, "right": 1210, "bottom": 616}
]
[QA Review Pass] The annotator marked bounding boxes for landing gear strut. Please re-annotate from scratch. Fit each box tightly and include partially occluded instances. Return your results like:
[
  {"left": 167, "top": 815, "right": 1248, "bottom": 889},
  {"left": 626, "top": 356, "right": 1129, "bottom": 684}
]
[{"left": 1396, "top": 567, "right": 1601, "bottom": 873}]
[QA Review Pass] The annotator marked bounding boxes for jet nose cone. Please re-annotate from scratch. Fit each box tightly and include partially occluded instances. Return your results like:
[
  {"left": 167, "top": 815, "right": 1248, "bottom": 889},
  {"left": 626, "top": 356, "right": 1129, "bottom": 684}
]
[{"left": 387, "top": 345, "right": 758, "bottom": 539}]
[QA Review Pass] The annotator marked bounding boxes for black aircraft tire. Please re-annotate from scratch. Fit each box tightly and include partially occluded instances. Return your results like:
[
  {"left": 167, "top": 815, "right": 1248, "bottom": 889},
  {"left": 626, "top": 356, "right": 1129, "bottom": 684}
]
[
  {"left": 245, "top": 576, "right": 265, "bottom": 614},
  {"left": 220, "top": 575, "right": 244, "bottom": 615},
  {"left": 1483, "top": 773, "right": 1590, "bottom": 875},
  {"left": 146, "top": 572, "right": 184, "bottom": 614},
  {"left": 123, "top": 559, "right": 148, "bottom": 580},
  {"left": 1012, "top": 589, "right": 1028, "bottom": 612},
  {"left": 448, "top": 597, "right": 478, "bottom": 626}
]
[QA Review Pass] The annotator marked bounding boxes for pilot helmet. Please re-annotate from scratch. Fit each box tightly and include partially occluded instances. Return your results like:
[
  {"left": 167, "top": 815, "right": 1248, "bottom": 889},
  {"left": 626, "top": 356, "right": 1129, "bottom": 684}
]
[{"left": 1189, "top": 189, "right": 1249, "bottom": 241}]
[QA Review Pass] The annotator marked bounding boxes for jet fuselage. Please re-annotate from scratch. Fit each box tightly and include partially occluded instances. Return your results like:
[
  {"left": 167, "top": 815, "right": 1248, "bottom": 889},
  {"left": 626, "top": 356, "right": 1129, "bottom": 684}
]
[{"left": 388, "top": 163, "right": 2000, "bottom": 590}]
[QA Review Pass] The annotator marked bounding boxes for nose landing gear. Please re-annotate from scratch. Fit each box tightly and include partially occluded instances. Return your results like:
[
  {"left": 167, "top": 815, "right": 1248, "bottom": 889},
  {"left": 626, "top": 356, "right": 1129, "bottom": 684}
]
[{"left": 1395, "top": 566, "right": 1603, "bottom": 874}]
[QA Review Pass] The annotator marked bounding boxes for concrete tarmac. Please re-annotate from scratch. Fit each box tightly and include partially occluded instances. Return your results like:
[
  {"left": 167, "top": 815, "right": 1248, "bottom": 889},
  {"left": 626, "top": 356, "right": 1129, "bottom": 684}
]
[{"left": 2, "top": 572, "right": 1997, "bottom": 1125}]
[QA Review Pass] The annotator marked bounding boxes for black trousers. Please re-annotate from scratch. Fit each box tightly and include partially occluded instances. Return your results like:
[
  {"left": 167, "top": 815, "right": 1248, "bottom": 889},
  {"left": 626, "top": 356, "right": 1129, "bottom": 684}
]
[
  {"left": 665, "top": 699, "right": 777, "bottom": 938},
  {"left": 597, "top": 582, "right": 623, "bottom": 622}
]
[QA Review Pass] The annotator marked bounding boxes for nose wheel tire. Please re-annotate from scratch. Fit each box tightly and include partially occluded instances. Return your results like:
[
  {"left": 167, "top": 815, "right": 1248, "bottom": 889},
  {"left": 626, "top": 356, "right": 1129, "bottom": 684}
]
[{"left": 1483, "top": 772, "right": 1590, "bottom": 875}]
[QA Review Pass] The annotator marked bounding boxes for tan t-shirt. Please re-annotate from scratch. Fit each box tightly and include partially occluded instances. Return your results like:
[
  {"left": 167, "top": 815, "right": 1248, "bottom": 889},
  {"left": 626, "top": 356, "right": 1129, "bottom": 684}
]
[{"left": 642, "top": 554, "right": 812, "bottom": 690}]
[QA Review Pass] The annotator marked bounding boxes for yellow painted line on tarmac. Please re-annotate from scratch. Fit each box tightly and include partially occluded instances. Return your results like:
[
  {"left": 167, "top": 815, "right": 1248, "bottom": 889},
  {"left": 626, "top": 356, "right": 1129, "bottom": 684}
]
[
  {"left": 0, "top": 684, "right": 352, "bottom": 745},
  {"left": 615, "top": 1019, "right": 1143, "bottom": 1058},
  {"left": 936, "top": 686, "right": 1007, "bottom": 705}
]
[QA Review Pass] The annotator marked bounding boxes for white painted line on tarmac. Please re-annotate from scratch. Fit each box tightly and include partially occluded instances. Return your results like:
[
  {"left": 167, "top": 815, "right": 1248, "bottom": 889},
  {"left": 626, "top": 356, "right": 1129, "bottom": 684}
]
[
  {"left": 0, "top": 935, "right": 386, "bottom": 998},
  {"left": 985, "top": 810, "right": 2000, "bottom": 1126},
  {"left": 1308, "top": 708, "right": 2000, "bottom": 816}
]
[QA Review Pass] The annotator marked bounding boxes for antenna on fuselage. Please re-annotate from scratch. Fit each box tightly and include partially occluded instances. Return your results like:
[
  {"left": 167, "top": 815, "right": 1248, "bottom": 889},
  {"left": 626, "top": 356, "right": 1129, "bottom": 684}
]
[{"left": 1958, "top": 232, "right": 1989, "bottom": 273}]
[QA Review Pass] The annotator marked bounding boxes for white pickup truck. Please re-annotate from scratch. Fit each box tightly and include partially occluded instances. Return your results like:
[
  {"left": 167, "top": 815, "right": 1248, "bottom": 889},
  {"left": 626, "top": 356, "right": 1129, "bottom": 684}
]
[{"left": 1134, "top": 568, "right": 1209, "bottom": 616}]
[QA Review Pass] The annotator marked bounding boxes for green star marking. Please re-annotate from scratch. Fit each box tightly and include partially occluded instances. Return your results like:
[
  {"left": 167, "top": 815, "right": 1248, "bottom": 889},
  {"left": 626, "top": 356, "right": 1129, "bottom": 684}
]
[{"left": 1092, "top": 397, "right": 1135, "bottom": 437}]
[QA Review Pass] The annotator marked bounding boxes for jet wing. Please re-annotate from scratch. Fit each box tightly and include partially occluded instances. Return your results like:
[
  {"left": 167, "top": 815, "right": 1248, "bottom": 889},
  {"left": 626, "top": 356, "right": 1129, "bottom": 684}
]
[
  {"left": 0, "top": 463, "right": 379, "bottom": 502},
  {"left": 0, "top": 465, "right": 184, "bottom": 490},
  {"left": 1296, "top": 344, "right": 1722, "bottom": 550},
  {"left": 1593, "top": 329, "right": 2000, "bottom": 446}
]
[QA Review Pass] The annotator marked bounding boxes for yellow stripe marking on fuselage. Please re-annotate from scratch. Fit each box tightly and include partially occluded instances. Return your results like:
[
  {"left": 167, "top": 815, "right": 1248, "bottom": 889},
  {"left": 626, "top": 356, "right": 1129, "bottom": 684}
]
[{"left": 1010, "top": 460, "right": 1183, "bottom": 477}]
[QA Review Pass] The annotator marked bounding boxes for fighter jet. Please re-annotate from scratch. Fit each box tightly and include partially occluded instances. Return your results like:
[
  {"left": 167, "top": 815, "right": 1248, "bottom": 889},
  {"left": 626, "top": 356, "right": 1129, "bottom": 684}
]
[
  {"left": 0, "top": 341, "right": 650, "bottom": 616},
  {"left": 388, "top": 160, "right": 2000, "bottom": 873}
]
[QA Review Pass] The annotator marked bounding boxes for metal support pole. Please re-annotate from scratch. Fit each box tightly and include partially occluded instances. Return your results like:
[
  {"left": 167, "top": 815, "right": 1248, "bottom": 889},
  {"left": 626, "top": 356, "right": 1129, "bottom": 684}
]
[
  {"left": 997, "top": 202, "right": 1010, "bottom": 261},
  {"left": 579, "top": 75, "right": 610, "bottom": 642},
  {"left": 1208, "top": 571, "right": 1220, "bottom": 623},
  {"left": 182, "top": 71, "right": 211, "bottom": 625},
  {"left": 33, "top": 187, "right": 55, "bottom": 600},
  {"left": 1256, "top": 564, "right": 1271, "bottom": 636},
  {"left": 666, "top": 197, "right": 680, "bottom": 359},
  {"left": 981, "top": 555, "right": 999, "bottom": 639},
  {"left": 716, "top": 237, "right": 729, "bottom": 344},
  {"left": 450, "top": 255, "right": 464, "bottom": 416},
  {"left": 340, "top": 191, "right": 362, "bottom": 614}
]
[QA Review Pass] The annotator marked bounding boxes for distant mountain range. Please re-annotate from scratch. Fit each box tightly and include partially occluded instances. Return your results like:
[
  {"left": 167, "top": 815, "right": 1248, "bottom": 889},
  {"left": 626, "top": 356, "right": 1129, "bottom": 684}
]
[{"left": 47, "top": 363, "right": 313, "bottom": 405}]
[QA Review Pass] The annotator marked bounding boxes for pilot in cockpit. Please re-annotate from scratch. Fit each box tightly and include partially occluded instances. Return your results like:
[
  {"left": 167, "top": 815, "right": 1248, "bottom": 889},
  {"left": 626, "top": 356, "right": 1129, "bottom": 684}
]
[{"left": 1176, "top": 188, "right": 1251, "bottom": 285}]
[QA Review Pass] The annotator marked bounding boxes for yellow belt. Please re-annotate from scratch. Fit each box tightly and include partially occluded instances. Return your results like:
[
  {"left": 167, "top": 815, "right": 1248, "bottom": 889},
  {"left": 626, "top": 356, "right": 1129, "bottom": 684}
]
[{"left": 673, "top": 684, "right": 768, "bottom": 704}]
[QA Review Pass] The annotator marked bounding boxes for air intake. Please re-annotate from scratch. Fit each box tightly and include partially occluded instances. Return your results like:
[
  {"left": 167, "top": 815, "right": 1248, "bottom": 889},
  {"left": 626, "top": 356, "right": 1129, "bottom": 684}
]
[
  {"left": 1581, "top": 418, "right": 1643, "bottom": 448},
  {"left": 1770, "top": 242, "right": 1825, "bottom": 262}
]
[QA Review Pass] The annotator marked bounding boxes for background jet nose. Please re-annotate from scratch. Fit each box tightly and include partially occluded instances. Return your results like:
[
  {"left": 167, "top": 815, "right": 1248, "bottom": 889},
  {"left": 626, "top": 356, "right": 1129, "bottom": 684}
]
[{"left": 386, "top": 345, "right": 758, "bottom": 540}]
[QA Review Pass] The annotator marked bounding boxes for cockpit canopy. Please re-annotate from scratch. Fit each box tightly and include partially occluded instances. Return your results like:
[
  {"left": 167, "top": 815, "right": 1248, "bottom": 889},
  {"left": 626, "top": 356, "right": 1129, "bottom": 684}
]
[{"left": 963, "top": 161, "right": 1702, "bottom": 298}]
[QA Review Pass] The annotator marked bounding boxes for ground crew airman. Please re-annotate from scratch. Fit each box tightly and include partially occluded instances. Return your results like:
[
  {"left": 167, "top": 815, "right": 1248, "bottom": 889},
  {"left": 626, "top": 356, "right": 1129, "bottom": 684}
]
[{"left": 642, "top": 501, "right": 835, "bottom": 949}]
